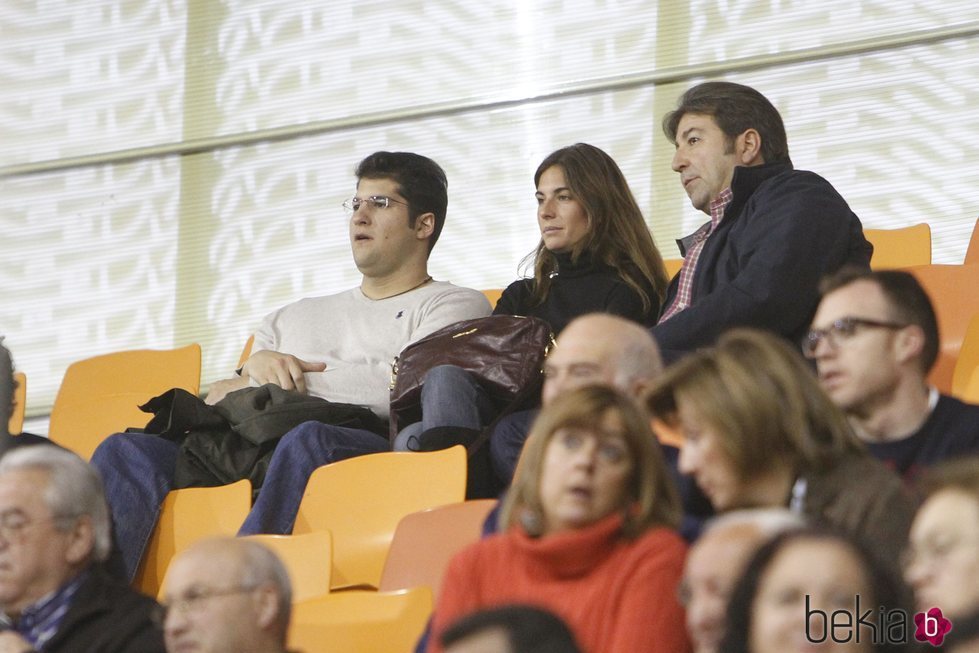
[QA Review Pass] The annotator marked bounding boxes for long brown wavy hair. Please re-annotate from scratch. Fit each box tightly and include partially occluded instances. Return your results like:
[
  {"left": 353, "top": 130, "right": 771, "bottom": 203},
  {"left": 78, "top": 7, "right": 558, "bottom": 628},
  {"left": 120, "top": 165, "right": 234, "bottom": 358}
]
[{"left": 525, "top": 143, "right": 669, "bottom": 314}]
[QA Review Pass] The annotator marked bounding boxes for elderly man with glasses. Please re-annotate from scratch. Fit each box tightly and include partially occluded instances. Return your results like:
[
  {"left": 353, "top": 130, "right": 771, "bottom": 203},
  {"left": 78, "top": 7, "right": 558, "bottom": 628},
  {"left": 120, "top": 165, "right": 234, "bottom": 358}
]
[
  {"left": 0, "top": 446, "right": 165, "bottom": 653},
  {"left": 161, "top": 538, "right": 292, "bottom": 653},
  {"left": 806, "top": 267, "right": 979, "bottom": 481}
]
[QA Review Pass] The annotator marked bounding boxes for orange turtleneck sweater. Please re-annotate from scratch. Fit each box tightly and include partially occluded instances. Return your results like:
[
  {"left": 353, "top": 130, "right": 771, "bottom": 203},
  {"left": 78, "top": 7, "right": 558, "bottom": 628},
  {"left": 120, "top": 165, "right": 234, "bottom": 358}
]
[{"left": 427, "top": 512, "right": 691, "bottom": 653}]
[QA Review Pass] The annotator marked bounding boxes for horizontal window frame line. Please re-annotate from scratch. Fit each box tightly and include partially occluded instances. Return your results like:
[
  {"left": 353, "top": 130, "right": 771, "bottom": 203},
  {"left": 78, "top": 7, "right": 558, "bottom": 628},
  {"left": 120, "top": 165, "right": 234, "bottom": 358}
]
[{"left": 2, "top": 20, "right": 977, "bottom": 180}]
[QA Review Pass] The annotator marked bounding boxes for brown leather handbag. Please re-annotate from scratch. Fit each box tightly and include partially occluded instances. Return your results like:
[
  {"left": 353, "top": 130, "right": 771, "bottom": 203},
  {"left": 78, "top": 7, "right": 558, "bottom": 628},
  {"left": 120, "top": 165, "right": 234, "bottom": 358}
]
[{"left": 388, "top": 315, "right": 554, "bottom": 439}]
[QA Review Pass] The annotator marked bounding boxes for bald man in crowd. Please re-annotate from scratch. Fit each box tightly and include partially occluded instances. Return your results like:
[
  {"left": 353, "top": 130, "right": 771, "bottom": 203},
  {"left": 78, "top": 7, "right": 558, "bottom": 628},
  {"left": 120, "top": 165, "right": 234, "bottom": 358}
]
[
  {"left": 489, "top": 313, "right": 666, "bottom": 483},
  {"left": 681, "top": 509, "right": 804, "bottom": 653},
  {"left": 161, "top": 538, "right": 292, "bottom": 653}
]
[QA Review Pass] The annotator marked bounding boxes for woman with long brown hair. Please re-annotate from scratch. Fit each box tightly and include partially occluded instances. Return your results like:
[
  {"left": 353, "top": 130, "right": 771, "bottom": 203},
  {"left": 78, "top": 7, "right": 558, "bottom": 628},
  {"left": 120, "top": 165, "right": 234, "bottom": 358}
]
[{"left": 397, "top": 143, "right": 669, "bottom": 456}]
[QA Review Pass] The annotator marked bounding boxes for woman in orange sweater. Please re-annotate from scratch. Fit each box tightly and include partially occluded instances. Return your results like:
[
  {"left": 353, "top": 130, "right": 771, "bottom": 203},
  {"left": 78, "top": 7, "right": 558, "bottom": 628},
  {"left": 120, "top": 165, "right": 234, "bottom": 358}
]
[{"left": 428, "top": 385, "right": 692, "bottom": 653}]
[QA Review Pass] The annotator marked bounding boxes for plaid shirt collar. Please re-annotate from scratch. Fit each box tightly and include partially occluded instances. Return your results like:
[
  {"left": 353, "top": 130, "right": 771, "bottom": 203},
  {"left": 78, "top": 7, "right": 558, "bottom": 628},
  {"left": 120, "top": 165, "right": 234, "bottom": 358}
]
[
  {"left": 3, "top": 569, "right": 88, "bottom": 649},
  {"left": 709, "top": 187, "right": 733, "bottom": 228}
]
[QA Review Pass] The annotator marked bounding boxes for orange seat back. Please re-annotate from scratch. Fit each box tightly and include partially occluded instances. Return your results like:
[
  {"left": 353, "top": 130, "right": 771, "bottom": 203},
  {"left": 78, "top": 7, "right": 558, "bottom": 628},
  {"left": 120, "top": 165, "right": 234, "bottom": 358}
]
[
  {"left": 134, "top": 479, "right": 251, "bottom": 597},
  {"left": 908, "top": 265, "right": 979, "bottom": 393},
  {"left": 48, "top": 344, "right": 201, "bottom": 459},
  {"left": 379, "top": 499, "right": 496, "bottom": 601},
  {"left": 288, "top": 588, "right": 432, "bottom": 653},
  {"left": 864, "top": 224, "right": 931, "bottom": 269},
  {"left": 293, "top": 447, "right": 467, "bottom": 590}
]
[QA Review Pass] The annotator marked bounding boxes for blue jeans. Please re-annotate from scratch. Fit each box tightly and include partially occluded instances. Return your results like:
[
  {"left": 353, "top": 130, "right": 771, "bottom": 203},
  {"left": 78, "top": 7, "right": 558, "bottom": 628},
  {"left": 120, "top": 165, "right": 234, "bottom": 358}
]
[
  {"left": 238, "top": 420, "right": 389, "bottom": 535},
  {"left": 393, "top": 365, "right": 497, "bottom": 451},
  {"left": 90, "top": 432, "right": 180, "bottom": 581},
  {"left": 92, "top": 422, "right": 390, "bottom": 580},
  {"left": 488, "top": 409, "right": 537, "bottom": 484}
]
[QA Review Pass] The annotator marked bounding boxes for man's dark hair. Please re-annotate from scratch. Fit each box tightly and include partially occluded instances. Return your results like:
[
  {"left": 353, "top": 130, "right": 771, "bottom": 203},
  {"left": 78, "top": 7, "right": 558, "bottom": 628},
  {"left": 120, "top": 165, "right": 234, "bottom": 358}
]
[
  {"left": 441, "top": 604, "right": 582, "bottom": 653},
  {"left": 662, "top": 81, "right": 791, "bottom": 166},
  {"left": 355, "top": 151, "right": 448, "bottom": 254},
  {"left": 1, "top": 339, "right": 14, "bottom": 437},
  {"left": 820, "top": 267, "right": 940, "bottom": 374}
]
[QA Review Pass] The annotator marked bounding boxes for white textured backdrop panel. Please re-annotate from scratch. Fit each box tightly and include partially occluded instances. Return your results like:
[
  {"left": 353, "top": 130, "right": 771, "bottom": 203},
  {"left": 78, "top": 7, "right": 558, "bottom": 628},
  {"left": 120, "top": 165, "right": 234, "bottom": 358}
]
[
  {"left": 0, "top": 158, "right": 181, "bottom": 411},
  {"left": 667, "top": 0, "right": 976, "bottom": 67},
  {"left": 205, "top": 0, "right": 659, "bottom": 134},
  {"left": 0, "top": 0, "right": 186, "bottom": 166}
]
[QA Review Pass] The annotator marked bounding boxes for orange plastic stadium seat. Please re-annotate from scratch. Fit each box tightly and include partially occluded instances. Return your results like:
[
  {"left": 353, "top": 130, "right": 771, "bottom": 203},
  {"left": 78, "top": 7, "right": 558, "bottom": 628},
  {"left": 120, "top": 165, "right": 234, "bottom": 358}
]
[
  {"left": 908, "top": 264, "right": 979, "bottom": 393},
  {"left": 379, "top": 499, "right": 496, "bottom": 602},
  {"left": 664, "top": 258, "right": 683, "bottom": 279},
  {"left": 864, "top": 223, "right": 931, "bottom": 269},
  {"left": 134, "top": 479, "right": 251, "bottom": 598},
  {"left": 237, "top": 334, "right": 255, "bottom": 369},
  {"left": 243, "top": 532, "right": 333, "bottom": 602},
  {"left": 481, "top": 288, "right": 503, "bottom": 309},
  {"left": 288, "top": 587, "right": 432, "bottom": 653},
  {"left": 292, "top": 446, "right": 467, "bottom": 590},
  {"left": 48, "top": 344, "right": 201, "bottom": 460},
  {"left": 951, "top": 313, "right": 979, "bottom": 403}
]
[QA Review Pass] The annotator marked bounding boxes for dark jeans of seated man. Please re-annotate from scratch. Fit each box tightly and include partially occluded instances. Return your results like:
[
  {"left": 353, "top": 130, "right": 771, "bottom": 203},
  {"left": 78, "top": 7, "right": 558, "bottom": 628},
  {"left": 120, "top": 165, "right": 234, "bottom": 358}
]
[{"left": 91, "top": 421, "right": 389, "bottom": 581}]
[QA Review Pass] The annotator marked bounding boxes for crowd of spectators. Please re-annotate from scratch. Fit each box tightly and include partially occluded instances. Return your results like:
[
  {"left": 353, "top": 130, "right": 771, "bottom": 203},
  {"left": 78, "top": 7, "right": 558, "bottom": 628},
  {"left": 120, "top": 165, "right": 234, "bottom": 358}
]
[{"left": 2, "top": 79, "right": 978, "bottom": 653}]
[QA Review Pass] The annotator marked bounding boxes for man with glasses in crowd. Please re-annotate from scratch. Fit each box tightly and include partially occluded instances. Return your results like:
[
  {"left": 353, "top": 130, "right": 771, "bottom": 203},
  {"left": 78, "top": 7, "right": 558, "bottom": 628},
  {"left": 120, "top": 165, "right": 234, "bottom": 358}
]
[
  {"left": 806, "top": 267, "right": 979, "bottom": 481},
  {"left": 0, "top": 446, "right": 165, "bottom": 653},
  {"left": 92, "top": 151, "right": 490, "bottom": 579},
  {"left": 161, "top": 538, "right": 292, "bottom": 653},
  {"left": 652, "top": 81, "right": 872, "bottom": 361}
]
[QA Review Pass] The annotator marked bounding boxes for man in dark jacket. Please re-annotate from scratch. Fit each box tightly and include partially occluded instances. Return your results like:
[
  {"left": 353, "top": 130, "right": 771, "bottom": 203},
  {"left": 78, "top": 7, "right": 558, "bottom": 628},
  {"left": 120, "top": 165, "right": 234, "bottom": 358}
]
[
  {"left": 653, "top": 81, "right": 872, "bottom": 361},
  {"left": 0, "top": 446, "right": 164, "bottom": 653}
]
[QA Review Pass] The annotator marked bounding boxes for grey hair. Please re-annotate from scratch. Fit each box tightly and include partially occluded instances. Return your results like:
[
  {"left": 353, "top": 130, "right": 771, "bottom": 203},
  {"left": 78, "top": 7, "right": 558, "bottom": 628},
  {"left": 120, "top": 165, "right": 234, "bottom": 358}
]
[
  {"left": 0, "top": 445, "right": 112, "bottom": 562},
  {"left": 701, "top": 508, "right": 807, "bottom": 539},
  {"left": 608, "top": 319, "right": 664, "bottom": 391},
  {"left": 238, "top": 540, "right": 294, "bottom": 636}
]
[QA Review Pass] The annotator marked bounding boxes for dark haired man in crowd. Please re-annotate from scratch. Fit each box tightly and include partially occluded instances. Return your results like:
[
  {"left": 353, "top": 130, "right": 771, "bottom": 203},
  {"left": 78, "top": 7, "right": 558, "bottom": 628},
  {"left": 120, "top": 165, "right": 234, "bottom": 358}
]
[
  {"left": 92, "top": 152, "right": 490, "bottom": 578},
  {"left": 0, "top": 340, "right": 11, "bottom": 446},
  {"left": 1, "top": 339, "right": 54, "bottom": 453},
  {"left": 441, "top": 605, "right": 582, "bottom": 653},
  {"left": 0, "top": 447, "right": 164, "bottom": 653},
  {"left": 806, "top": 267, "right": 979, "bottom": 481},
  {"left": 653, "top": 81, "right": 872, "bottom": 361}
]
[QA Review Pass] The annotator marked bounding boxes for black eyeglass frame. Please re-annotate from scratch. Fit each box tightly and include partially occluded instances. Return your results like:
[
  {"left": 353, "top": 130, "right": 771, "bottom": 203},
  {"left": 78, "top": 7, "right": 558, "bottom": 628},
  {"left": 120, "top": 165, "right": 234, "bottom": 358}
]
[{"left": 801, "top": 316, "right": 908, "bottom": 358}]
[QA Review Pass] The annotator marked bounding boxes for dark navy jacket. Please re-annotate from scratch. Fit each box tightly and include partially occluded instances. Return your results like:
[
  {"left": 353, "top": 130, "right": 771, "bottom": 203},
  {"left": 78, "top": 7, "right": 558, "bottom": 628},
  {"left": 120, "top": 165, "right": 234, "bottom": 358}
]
[{"left": 653, "top": 162, "right": 873, "bottom": 361}]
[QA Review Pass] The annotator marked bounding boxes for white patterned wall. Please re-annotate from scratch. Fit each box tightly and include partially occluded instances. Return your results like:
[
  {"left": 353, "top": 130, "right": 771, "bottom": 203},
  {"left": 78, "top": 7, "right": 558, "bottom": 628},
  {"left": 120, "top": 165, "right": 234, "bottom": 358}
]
[
  {"left": 0, "top": 159, "right": 181, "bottom": 406},
  {"left": 0, "top": 0, "right": 186, "bottom": 166},
  {"left": 200, "top": 1, "right": 659, "bottom": 135}
]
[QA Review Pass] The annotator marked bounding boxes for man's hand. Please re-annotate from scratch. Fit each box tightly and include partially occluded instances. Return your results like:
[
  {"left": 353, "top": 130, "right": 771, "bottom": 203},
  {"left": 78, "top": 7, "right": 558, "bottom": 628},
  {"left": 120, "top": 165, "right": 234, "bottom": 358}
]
[
  {"left": 240, "top": 350, "right": 327, "bottom": 394},
  {"left": 0, "top": 631, "right": 36, "bottom": 653},
  {"left": 204, "top": 376, "right": 250, "bottom": 405}
]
